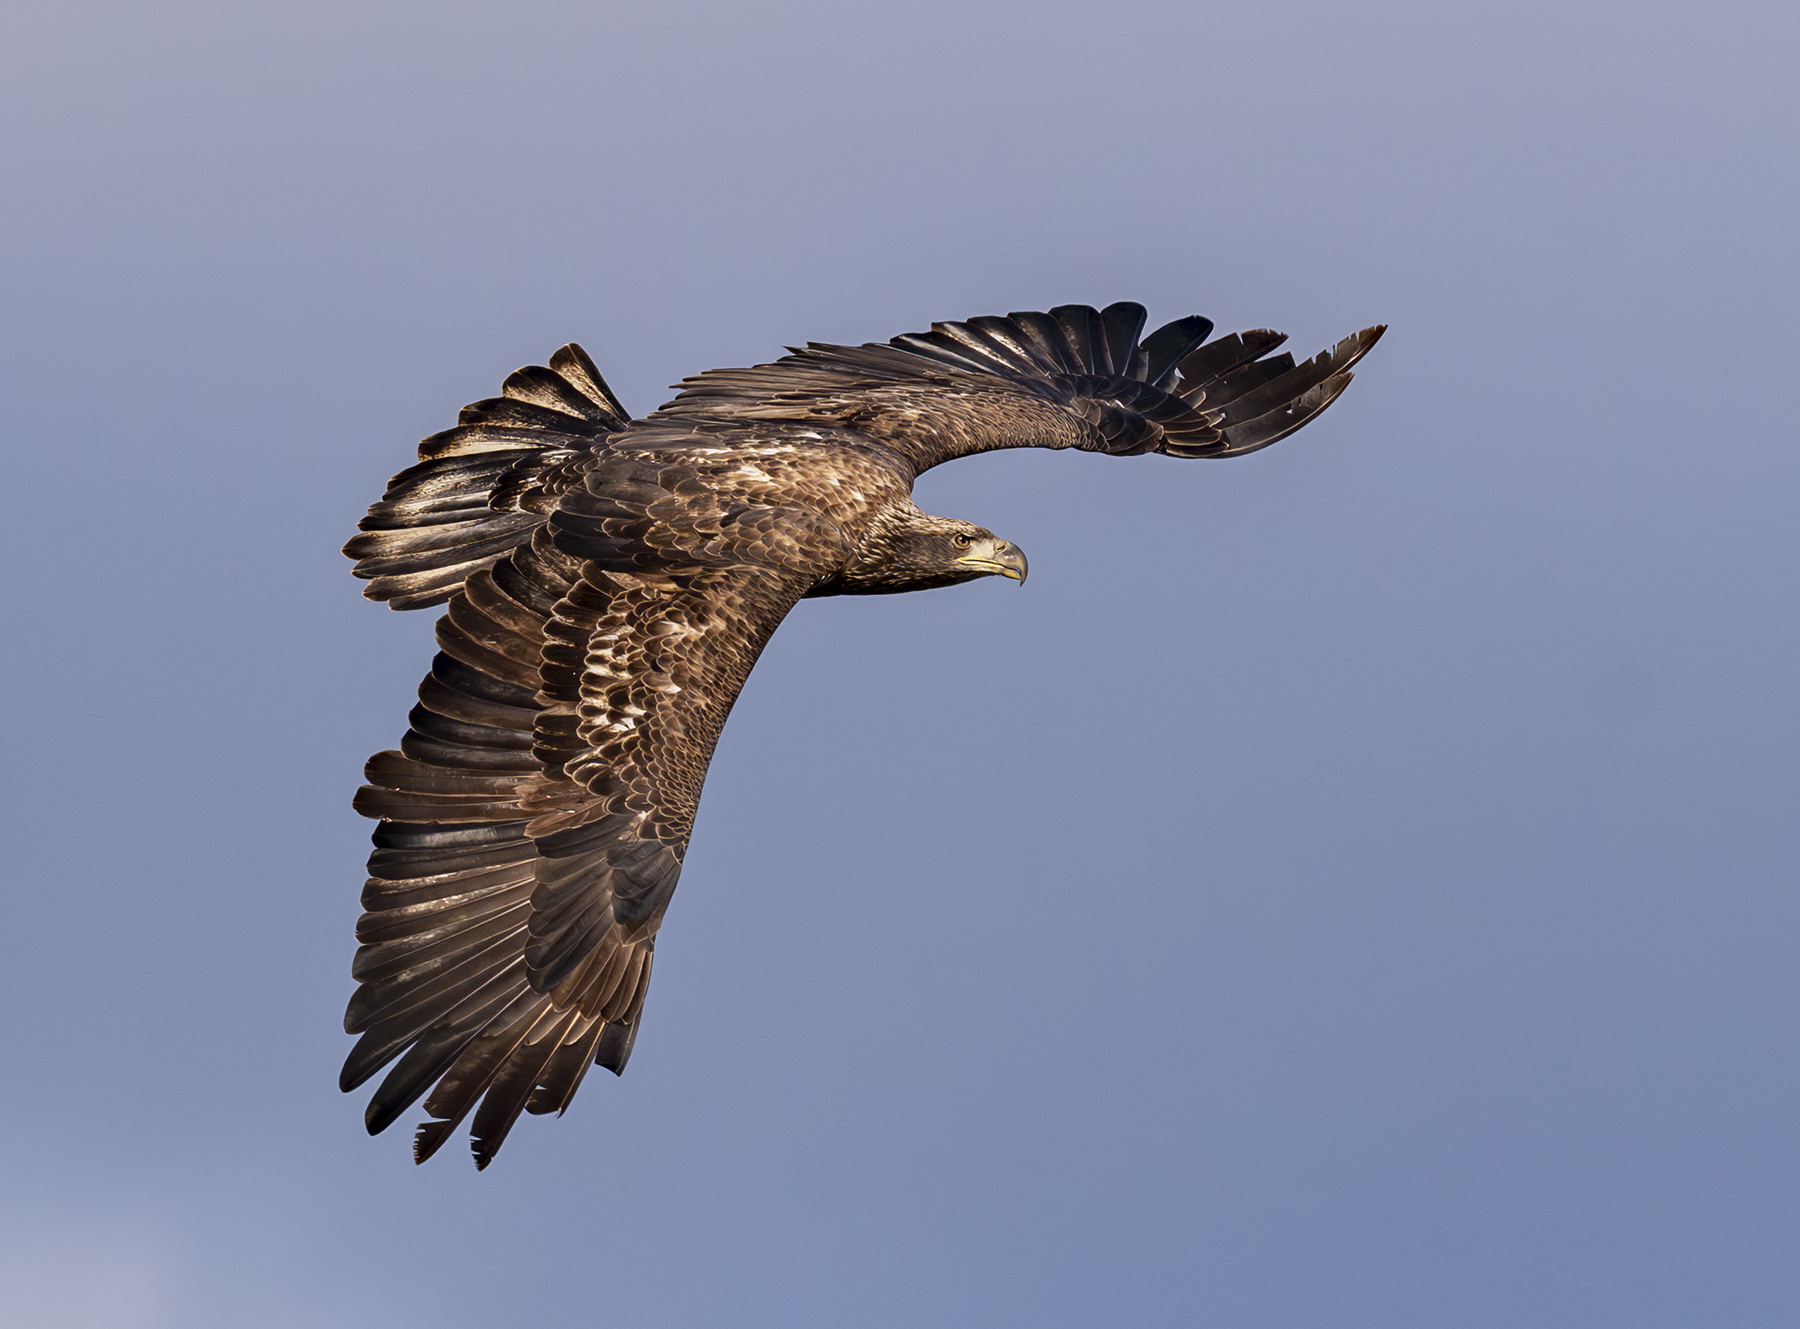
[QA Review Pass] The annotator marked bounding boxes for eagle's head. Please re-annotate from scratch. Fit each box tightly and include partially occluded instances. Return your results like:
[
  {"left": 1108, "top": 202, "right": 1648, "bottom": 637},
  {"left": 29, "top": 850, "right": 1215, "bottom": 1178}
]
[{"left": 821, "top": 512, "right": 1028, "bottom": 596}]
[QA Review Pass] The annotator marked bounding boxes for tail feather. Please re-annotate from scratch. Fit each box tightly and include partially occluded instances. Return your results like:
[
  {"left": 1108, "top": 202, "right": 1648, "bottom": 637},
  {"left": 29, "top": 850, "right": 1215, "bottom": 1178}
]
[{"left": 345, "top": 343, "right": 629, "bottom": 610}]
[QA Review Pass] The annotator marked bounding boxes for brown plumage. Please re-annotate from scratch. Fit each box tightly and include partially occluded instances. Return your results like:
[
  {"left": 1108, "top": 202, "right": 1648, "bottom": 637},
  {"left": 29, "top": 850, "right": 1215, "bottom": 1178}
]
[{"left": 341, "top": 303, "right": 1385, "bottom": 1167}]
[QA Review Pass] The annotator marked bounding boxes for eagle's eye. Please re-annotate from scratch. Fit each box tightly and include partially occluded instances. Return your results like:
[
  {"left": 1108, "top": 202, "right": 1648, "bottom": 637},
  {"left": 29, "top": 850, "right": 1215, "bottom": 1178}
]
[{"left": 953, "top": 534, "right": 973, "bottom": 548}]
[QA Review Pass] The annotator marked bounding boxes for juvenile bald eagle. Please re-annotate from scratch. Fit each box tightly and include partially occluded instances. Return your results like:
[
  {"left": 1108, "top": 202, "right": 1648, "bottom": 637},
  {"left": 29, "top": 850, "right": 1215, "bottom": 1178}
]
[{"left": 342, "top": 302, "right": 1383, "bottom": 1167}]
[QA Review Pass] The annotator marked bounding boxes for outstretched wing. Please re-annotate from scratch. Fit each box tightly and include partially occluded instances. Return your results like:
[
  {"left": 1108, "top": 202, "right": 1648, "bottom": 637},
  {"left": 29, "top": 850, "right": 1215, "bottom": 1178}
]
[
  {"left": 343, "top": 344, "right": 629, "bottom": 610},
  {"left": 522, "top": 561, "right": 814, "bottom": 991},
  {"left": 343, "top": 526, "right": 627, "bottom": 1167},
  {"left": 653, "top": 302, "right": 1383, "bottom": 476},
  {"left": 519, "top": 442, "right": 853, "bottom": 991},
  {"left": 345, "top": 467, "right": 826, "bottom": 1167}
]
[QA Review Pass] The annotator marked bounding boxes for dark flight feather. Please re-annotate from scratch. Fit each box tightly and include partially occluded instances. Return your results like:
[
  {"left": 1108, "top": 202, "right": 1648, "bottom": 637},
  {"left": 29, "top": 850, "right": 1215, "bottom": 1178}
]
[
  {"left": 1175, "top": 329, "right": 1289, "bottom": 394},
  {"left": 1200, "top": 353, "right": 1299, "bottom": 410},
  {"left": 1216, "top": 328, "right": 1384, "bottom": 428},
  {"left": 1139, "top": 314, "right": 1215, "bottom": 390},
  {"left": 342, "top": 304, "right": 1383, "bottom": 1164},
  {"left": 526, "top": 1020, "right": 611, "bottom": 1116},
  {"left": 1098, "top": 301, "right": 1149, "bottom": 378}
]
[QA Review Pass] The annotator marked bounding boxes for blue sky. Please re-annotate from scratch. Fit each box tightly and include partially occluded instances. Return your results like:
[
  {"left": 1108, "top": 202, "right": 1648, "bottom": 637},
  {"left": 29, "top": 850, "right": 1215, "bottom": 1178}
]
[{"left": 2, "top": 1, "right": 1796, "bottom": 1325}]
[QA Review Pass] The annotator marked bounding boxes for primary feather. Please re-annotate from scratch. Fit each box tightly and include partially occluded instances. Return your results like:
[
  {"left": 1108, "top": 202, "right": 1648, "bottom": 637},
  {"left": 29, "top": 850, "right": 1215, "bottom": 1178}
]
[{"left": 343, "top": 303, "right": 1384, "bottom": 1166}]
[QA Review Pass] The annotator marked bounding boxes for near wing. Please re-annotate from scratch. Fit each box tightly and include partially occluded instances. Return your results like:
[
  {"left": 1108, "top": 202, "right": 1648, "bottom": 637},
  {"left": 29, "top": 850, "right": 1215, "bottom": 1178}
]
[
  {"left": 345, "top": 522, "right": 813, "bottom": 1168},
  {"left": 653, "top": 302, "right": 1384, "bottom": 474}
]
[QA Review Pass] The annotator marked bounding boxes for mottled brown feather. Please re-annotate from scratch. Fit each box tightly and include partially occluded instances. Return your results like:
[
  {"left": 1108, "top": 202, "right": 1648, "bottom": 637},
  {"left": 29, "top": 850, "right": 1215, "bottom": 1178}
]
[{"left": 342, "top": 306, "right": 1383, "bottom": 1165}]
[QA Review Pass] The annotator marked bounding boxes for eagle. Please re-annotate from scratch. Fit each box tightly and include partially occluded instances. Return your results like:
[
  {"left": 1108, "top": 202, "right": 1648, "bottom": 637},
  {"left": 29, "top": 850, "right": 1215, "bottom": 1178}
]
[{"left": 341, "top": 301, "right": 1384, "bottom": 1167}]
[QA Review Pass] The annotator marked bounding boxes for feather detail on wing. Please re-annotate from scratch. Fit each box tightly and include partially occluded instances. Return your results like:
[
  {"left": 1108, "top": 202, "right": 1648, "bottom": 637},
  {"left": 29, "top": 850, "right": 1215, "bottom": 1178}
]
[
  {"left": 342, "top": 523, "right": 657, "bottom": 1167},
  {"left": 344, "top": 345, "right": 629, "bottom": 610},
  {"left": 342, "top": 525, "right": 643, "bottom": 1168},
  {"left": 345, "top": 526, "right": 811, "bottom": 1166},
  {"left": 651, "top": 304, "right": 1383, "bottom": 474},
  {"left": 521, "top": 561, "right": 812, "bottom": 992}
]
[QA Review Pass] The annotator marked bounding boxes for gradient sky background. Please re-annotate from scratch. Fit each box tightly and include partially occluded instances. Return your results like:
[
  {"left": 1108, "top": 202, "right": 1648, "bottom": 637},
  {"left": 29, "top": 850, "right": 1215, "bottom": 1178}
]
[{"left": 3, "top": 1, "right": 1796, "bottom": 1325}]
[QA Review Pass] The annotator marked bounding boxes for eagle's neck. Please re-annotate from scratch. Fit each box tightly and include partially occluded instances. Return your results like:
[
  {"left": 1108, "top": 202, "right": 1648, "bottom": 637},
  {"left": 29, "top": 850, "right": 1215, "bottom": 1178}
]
[{"left": 804, "top": 503, "right": 984, "bottom": 598}]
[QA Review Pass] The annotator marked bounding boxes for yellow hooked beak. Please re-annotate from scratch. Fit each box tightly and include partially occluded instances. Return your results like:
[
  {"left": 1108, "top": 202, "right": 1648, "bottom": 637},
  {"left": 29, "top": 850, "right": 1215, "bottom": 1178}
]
[{"left": 955, "top": 539, "right": 1029, "bottom": 583}]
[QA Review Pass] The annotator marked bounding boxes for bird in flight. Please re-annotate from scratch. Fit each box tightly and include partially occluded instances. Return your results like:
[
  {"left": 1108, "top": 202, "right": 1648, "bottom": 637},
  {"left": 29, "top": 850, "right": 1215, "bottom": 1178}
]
[{"left": 341, "top": 302, "right": 1384, "bottom": 1167}]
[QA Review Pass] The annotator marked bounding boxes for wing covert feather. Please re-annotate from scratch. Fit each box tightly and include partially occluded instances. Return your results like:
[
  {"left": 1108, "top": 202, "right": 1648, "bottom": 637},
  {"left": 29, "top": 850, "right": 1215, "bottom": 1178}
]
[{"left": 521, "top": 562, "right": 812, "bottom": 991}]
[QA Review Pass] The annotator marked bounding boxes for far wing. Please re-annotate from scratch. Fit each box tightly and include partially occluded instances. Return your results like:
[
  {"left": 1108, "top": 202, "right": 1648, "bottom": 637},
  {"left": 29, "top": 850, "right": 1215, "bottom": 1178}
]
[{"left": 651, "top": 303, "right": 1383, "bottom": 476}]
